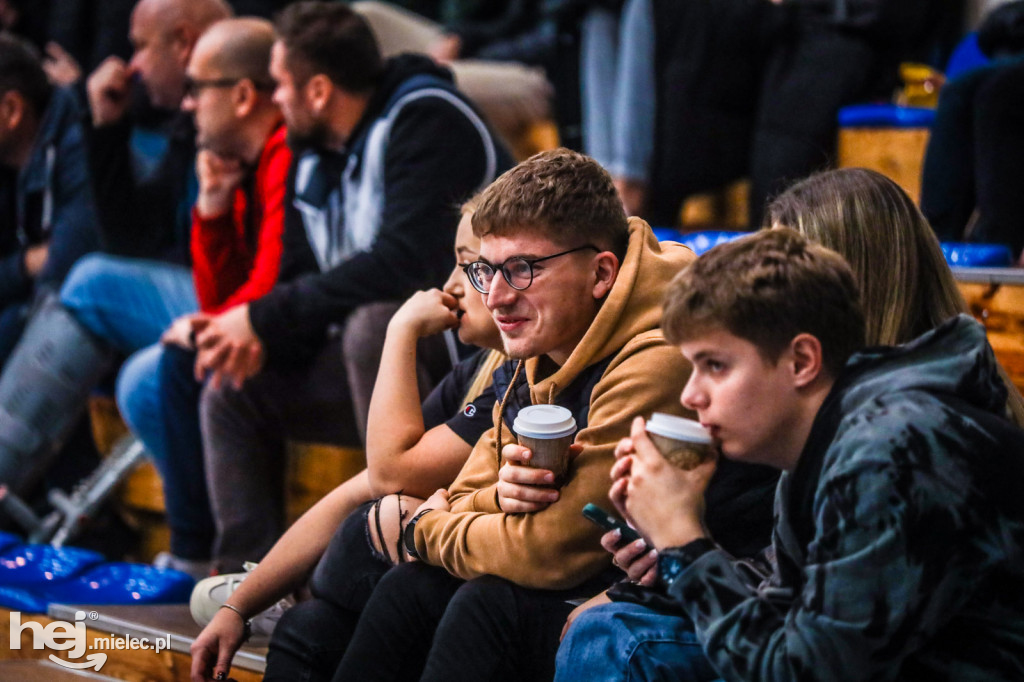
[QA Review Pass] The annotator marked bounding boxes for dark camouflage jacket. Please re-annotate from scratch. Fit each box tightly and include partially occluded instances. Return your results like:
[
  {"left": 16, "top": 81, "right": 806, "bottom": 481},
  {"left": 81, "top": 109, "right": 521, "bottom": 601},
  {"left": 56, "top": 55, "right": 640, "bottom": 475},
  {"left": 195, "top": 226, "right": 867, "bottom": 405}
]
[{"left": 660, "top": 314, "right": 1024, "bottom": 681}]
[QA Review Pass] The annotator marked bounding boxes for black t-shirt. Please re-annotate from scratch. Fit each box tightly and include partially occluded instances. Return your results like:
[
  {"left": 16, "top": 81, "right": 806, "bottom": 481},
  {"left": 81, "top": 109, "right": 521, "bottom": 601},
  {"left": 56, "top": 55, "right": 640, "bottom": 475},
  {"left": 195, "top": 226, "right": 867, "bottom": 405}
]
[{"left": 421, "top": 348, "right": 498, "bottom": 445}]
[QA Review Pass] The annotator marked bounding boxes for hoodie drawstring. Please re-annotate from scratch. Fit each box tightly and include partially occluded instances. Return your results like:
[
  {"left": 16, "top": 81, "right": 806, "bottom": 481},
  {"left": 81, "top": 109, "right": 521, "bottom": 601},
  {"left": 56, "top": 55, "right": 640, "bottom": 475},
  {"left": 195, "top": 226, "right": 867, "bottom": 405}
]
[{"left": 494, "top": 359, "right": 524, "bottom": 467}]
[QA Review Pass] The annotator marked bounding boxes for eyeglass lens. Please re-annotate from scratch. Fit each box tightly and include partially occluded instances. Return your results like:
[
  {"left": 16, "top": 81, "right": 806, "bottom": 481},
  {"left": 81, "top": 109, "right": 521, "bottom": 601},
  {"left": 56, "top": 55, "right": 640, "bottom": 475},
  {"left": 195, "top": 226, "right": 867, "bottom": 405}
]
[{"left": 467, "top": 257, "right": 533, "bottom": 293}]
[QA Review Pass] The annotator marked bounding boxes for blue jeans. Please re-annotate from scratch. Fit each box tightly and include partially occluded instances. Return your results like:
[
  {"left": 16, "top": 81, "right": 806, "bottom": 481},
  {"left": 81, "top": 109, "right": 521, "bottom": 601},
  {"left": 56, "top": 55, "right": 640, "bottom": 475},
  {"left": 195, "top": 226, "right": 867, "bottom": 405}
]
[
  {"left": 117, "top": 344, "right": 213, "bottom": 559},
  {"left": 556, "top": 602, "right": 721, "bottom": 682},
  {"left": 60, "top": 254, "right": 197, "bottom": 355},
  {"left": 581, "top": 0, "right": 656, "bottom": 183},
  {"left": 60, "top": 254, "right": 206, "bottom": 557}
]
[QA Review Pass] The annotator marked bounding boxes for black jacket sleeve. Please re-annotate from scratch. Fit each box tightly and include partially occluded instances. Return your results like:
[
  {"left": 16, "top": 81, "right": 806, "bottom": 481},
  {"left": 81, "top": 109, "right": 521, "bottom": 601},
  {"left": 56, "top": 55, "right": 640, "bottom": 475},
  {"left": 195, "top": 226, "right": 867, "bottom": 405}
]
[
  {"left": 0, "top": 250, "right": 30, "bottom": 307},
  {"left": 249, "top": 96, "right": 494, "bottom": 361}
]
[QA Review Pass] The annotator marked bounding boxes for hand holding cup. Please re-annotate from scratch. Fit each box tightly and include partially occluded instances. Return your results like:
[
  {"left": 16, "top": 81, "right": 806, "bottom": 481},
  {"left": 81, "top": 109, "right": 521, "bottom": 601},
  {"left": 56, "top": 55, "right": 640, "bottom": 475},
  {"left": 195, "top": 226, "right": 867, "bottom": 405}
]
[{"left": 513, "top": 405, "right": 577, "bottom": 483}]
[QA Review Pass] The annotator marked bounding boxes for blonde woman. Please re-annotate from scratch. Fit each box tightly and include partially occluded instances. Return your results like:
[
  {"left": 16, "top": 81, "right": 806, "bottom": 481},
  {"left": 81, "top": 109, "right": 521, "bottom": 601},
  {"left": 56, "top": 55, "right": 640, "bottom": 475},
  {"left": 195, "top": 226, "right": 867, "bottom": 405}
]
[
  {"left": 767, "top": 167, "right": 1024, "bottom": 425},
  {"left": 190, "top": 202, "right": 505, "bottom": 681}
]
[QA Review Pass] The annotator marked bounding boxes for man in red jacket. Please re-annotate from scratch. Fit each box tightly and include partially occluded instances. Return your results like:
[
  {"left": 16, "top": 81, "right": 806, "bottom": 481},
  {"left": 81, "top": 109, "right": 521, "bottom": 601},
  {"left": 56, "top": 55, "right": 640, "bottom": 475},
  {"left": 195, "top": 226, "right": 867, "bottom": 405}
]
[{"left": 116, "top": 16, "right": 289, "bottom": 577}]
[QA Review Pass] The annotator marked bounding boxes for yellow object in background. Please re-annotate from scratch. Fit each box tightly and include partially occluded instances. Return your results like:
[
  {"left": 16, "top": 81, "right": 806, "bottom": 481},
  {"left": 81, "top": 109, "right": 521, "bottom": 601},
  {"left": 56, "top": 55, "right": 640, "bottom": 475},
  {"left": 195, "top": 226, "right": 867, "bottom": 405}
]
[{"left": 896, "top": 62, "right": 945, "bottom": 108}]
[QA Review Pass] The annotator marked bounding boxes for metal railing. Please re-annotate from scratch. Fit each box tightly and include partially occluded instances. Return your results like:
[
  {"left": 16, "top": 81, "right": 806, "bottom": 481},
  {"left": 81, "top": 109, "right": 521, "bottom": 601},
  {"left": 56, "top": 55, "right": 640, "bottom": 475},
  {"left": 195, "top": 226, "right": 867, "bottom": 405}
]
[{"left": 953, "top": 267, "right": 1024, "bottom": 286}]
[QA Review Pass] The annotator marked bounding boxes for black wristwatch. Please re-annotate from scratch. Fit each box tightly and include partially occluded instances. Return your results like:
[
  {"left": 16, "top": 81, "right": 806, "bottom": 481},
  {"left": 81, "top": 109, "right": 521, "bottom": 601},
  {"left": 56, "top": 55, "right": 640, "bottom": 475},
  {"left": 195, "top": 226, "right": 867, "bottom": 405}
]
[{"left": 403, "top": 509, "right": 433, "bottom": 560}]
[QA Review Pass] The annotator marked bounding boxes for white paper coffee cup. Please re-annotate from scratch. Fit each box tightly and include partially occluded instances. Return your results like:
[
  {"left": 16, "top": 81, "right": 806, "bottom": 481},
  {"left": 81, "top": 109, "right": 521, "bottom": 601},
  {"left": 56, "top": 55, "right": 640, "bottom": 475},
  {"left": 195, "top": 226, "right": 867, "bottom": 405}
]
[
  {"left": 513, "top": 405, "right": 577, "bottom": 481},
  {"left": 645, "top": 412, "right": 716, "bottom": 470}
]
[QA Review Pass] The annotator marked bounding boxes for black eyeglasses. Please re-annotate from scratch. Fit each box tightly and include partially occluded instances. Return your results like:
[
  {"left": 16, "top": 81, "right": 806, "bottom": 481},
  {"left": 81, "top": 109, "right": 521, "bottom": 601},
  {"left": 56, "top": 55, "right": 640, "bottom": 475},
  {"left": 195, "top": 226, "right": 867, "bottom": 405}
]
[
  {"left": 183, "top": 76, "right": 274, "bottom": 99},
  {"left": 462, "top": 244, "right": 599, "bottom": 294}
]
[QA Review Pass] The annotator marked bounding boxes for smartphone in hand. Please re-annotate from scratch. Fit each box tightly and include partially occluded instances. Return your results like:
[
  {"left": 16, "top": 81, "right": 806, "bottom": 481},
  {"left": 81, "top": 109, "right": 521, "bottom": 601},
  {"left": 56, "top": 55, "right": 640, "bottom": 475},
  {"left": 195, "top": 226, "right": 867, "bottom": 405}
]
[{"left": 582, "top": 503, "right": 641, "bottom": 544}]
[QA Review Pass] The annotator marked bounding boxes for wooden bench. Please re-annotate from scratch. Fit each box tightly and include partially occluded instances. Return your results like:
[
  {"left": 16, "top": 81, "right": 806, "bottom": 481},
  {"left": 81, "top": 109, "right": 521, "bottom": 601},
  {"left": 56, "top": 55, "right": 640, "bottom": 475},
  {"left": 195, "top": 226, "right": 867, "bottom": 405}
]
[
  {"left": 507, "top": 119, "right": 560, "bottom": 162},
  {"left": 837, "top": 126, "right": 930, "bottom": 204},
  {"left": 1, "top": 604, "right": 265, "bottom": 682},
  {"left": 0, "top": 659, "right": 118, "bottom": 681},
  {"left": 957, "top": 280, "right": 1024, "bottom": 392}
]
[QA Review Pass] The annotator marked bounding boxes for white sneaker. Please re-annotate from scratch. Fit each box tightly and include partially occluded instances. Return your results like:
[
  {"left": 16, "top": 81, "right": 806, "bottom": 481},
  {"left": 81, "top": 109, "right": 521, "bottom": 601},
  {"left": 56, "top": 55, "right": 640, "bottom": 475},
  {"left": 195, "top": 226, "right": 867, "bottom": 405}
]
[
  {"left": 153, "top": 551, "right": 212, "bottom": 582},
  {"left": 189, "top": 562, "right": 292, "bottom": 645}
]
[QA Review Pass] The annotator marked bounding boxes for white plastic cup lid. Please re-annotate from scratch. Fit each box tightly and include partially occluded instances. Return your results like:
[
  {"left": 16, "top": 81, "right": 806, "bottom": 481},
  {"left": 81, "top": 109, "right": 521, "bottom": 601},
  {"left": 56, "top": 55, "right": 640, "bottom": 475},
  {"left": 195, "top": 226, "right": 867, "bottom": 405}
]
[
  {"left": 513, "top": 404, "right": 577, "bottom": 439},
  {"left": 646, "top": 412, "right": 712, "bottom": 444}
]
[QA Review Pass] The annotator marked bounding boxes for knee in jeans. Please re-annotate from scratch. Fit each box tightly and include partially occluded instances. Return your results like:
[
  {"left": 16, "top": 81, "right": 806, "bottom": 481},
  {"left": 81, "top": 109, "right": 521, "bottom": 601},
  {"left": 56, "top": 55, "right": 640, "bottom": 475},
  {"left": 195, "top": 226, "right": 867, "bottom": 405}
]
[
  {"left": 371, "top": 561, "right": 436, "bottom": 601},
  {"left": 308, "top": 502, "right": 393, "bottom": 608},
  {"left": 564, "top": 602, "right": 629, "bottom": 643},
  {"left": 365, "top": 494, "right": 416, "bottom": 566},
  {"left": 198, "top": 380, "right": 235, "bottom": 427},
  {"left": 60, "top": 253, "right": 117, "bottom": 311},
  {"left": 448, "top": 575, "right": 515, "bottom": 615},
  {"left": 115, "top": 345, "right": 164, "bottom": 428},
  {"left": 270, "top": 598, "right": 349, "bottom": 659}
]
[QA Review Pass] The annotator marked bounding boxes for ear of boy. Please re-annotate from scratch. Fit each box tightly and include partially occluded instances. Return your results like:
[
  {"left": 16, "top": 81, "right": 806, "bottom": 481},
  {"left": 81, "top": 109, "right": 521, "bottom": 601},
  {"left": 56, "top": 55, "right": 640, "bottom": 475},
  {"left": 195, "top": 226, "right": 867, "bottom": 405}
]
[{"left": 790, "top": 333, "right": 825, "bottom": 389}]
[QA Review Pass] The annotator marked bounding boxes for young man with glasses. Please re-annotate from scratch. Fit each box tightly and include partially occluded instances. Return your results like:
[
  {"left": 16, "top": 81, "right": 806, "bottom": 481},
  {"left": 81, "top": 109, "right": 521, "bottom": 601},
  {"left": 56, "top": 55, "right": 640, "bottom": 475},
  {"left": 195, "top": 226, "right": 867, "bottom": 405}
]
[{"left": 246, "top": 149, "right": 777, "bottom": 682}]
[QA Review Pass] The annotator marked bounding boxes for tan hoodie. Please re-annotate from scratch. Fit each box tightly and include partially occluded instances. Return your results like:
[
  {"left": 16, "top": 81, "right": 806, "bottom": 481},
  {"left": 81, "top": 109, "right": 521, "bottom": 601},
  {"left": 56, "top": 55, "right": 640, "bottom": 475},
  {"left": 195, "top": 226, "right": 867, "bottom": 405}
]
[{"left": 414, "top": 218, "right": 696, "bottom": 590}]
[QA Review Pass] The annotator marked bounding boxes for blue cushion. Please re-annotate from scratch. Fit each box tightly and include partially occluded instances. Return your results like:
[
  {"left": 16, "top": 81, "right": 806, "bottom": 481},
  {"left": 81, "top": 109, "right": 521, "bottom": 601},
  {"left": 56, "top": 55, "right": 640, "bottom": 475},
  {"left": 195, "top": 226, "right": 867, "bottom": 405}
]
[
  {"left": 0, "top": 544, "right": 105, "bottom": 587},
  {"left": 941, "top": 242, "right": 1014, "bottom": 267},
  {"left": 38, "top": 563, "right": 194, "bottom": 606},
  {"left": 0, "top": 584, "right": 49, "bottom": 612},
  {"left": 838, "top": 104, "right": 936, "bottom": 128},
  {"left": 0, "top": 531, "right": 21, "bottom": 553},
  {"left": 0, "top": 561, "right": 193, "bottom": 613},
  {"left": 679, "top": 231, "right": 749, "bottom": 256}
]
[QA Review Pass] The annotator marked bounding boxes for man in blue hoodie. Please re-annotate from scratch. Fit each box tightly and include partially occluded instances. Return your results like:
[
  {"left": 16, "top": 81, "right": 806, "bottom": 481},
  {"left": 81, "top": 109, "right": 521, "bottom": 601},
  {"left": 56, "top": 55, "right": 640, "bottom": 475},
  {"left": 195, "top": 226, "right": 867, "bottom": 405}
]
[
  {"left": 559, "top": 228, "right": 1024, "bottom": 681},
  {"left": 194, "top": 1, "right": 510, "bottom": 572},
  {"left": 0, "top": 35, "right": 98, "bottom": 365}
]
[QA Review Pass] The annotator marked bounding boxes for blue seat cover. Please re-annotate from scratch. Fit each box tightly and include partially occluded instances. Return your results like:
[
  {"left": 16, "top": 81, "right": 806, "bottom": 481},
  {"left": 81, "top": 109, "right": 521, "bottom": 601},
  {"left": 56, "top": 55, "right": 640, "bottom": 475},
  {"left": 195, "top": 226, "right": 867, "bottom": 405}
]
[
  {"left": 941, "top": 242, "right": 1014, "bottom": 267},
  {"left": 838, "top": 104, "right": 936, "bottom": 128},
  {"left": 679, "top": 230, "right": 748, "bottom": 256},
  {"left": 651, "top": 226, "right": 684, "bottom": 242},
  {"left": 38, "top": 562, "right": 194, "bottom": 605},
  {"left": 0, "top": 562, "right": 193, "bottom": 613},
  {"left": 0, "top": 584, "right": 49, "bottom": 612},
  {"left": 0, "top": 544, "right": 105, "bottom": 587}
]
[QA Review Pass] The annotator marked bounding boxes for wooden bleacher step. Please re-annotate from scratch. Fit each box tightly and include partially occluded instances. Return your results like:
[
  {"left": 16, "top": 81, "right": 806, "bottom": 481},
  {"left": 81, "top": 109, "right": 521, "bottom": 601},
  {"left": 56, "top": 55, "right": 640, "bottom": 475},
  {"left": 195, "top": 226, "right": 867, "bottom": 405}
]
[
  {"left": 41, "top": 603, "right": 265, "bottom": 682},
  {"left": 0, "top": 659, "right": 119, "bottom": 680},
  {"left": 958, "top": 282, "right": 1024, "bottom": 392}
]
